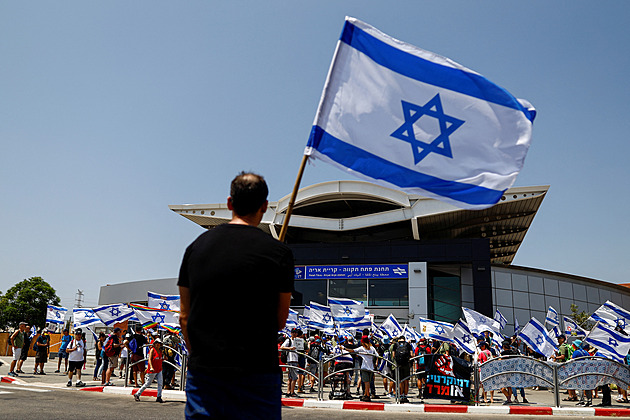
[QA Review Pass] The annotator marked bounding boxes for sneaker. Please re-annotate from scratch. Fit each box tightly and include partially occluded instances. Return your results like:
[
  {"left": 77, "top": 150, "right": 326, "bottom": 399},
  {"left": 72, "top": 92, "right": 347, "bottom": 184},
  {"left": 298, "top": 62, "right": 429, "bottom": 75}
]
[
  {"left": 105, "top": 382, "right": 114, "bottom": 386},
  {"left": 67, "top": 380, "right": 72, "bottom": 387},
  {"left": 400, "top": 397, "right": 410, "bottom": 403},
  {"left": 40, "top": 371, "right": 46, "bottom": 375},
  {"left": 503, "top": 400, "right": 512, "bottom": 405},
  {"left": 54, "top": 370, "right": 60, "bottom": 373},
  {"left": 16, "top": 370, "right": 24, "bottom": 374},
  {"left": 522, "top": 398, "right": 529, "bottom": 404},
  {"left": 156, "top": 397, "right": 164, "bottom": 403},
  {"left": 76, "top": 381, "right": 85, "bottom": 387},
  {"left": 111, "top": 373, "right": 117, "bottom": 377}
]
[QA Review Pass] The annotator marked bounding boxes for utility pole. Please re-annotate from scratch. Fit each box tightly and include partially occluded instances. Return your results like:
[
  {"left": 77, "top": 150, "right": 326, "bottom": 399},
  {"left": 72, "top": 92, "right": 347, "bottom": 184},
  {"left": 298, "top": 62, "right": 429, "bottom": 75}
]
[{"left": 75, "top": 289, "right": 84, "bottom": 308}]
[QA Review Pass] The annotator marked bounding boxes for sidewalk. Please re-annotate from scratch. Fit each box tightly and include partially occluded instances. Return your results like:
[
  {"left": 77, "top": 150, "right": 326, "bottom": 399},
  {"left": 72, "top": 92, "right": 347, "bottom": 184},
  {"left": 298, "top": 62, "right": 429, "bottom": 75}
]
[{"left": 3, "top": 356, "right": 630, "bottom": 416}]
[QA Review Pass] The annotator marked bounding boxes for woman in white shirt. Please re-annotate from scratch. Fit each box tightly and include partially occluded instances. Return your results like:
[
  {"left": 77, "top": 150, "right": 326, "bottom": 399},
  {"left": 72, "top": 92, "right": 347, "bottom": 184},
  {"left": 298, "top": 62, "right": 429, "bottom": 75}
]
[{"left": 345, "top": 337, "right": 378, "bottom": 402}]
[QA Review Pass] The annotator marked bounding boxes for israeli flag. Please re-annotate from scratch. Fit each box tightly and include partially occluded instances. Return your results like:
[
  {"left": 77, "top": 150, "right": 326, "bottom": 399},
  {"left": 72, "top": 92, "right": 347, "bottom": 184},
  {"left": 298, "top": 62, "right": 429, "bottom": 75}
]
[
  {"left": 285, "top": 308, "right": 299, "bottom": 329},
  {"left": 547, "top": 326, "right": 561, "bottom": 346},
  {"left": 402, "top": 325, "right": 421, "bottom": 342},
  {"left": 418, "top": 317, "right": 453, "bottom": 342},
  {"left": 148, "top": 291, "right": 181, "bottom": 312},
  {"left": 462, "top": 307, "right": 500, "bottom": 336},
  {"left": 379, "top": 314, "right": 404, "bottom": 338},
  {"left": 545, "top": 306, "right": 560, "bottom": 327},
  {"left": 308, "top": 301, "right": 335, "bottom": 331},
  {"left": 494, "top": 309, "right": 508, "bottom": 330},
  {"left": 129, "top": 303, "right": 179, "bottom": 330},
  {"left": 584, "top": 322, "right": 630, "bottom": 363},
  {"left": 514, "top": 316, "right": 521, "bottom": 333},
  {"left": 518, "top": 317, "right": 557, "bottom": 358},
  {"left": 563, "top": 316, "right": 587, "bottom": 337},
  {"left": 72, "top": 308, "right": 101, "bottom": 329},
  {"left": 305, "top": 17, "right": 536, "bottom": 210},
  {"left": 588, "top": 301, "right": 630, "bottom": 330},
  {"left": 449, "top": 320, "right": 476, "bottom": 355},
  {"left": 93, "top": 303, "right": 135, "bottom": 326},
  {"left": 329, "top": 298, "right": 365, "bottom": 327},
  {"left": 46, "top": 304, "right": 68, "bottom": 325}
]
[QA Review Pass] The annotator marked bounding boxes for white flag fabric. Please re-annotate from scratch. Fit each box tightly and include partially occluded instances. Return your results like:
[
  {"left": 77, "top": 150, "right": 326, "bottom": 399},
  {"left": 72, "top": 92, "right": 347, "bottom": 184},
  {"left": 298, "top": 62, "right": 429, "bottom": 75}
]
[
  {"left": 379, "top": 314, "right": 404, "bottom": 338},
  {"left": 402, "top": 325, "right": 422, "bottom": 342},
  {"left": 545, "top": 306, "right": 560, "bottom": 327},
  {"left": 584, "top": 322, "right": 630, "bottom": 363},
  {"left": 46, "top": 305, "right": 68, "bottom": 325},
  {"left": 563, "top": 316, "right": 587, "bottom": 337},
  {"left": 72, "top": 308, "right": 101, "bottom": 329},
  {"left": 147, "top": 291, "right": 181, "bottom": 312},
  {"left": 419, "top": 318, "right": 453, "bottom": 342},
  {"left": 588, "top": 301, "right": 630, "bottom": 330},
  {"left": 449, "top": 320, "right": 476, "bottom": 355},
  {"left": 308, "top": 301, "right": 335, "bottom": 331},
  {"left": 285, "top": 308, "right": 299, "bottom": 329},
  {"left": 305, "top": 17, "right": 536, "bottom": 210},
  {"left": 93, "top": 303, "right": 135, "bottom": 326},
  {"left": 547, "top": 326, "right": 561, "bottom": 346},
  {"left": 329, "top": 298, "right": 365, "bottom": 328},
  {"left": 494, "top": 309, "right": 508, "bottom": 330},
  {"left": 129, "top": 303, "right": 179, "bottom": 331},
  {"left": 462, "top": 307, "right": 500, "bottom": 336},
  {"left": 518, "top": 318, "right": 557, "bottom": 358}
]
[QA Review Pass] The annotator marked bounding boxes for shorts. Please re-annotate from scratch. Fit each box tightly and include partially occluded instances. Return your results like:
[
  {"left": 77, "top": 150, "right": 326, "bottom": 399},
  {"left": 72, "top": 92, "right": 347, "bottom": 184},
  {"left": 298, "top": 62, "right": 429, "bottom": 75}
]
[
  {"left": 360, "top": 369, "right": 374, "bottom": 383},
  {"left": 58, "top": 350, "right": 69, "bottom": 359},
  {"left": 35, "top": 351, "right": 48, "bottom": 364},
  {"left": 19, "top": 347, "right": 28, "bottom": 361},
  {"left": 287, "top": 361, "right": 298, "bottom": 381},
  {"left": 108, "top": 356, "right": 118, "bottom": 369},
  {"left": 68, "top": 360, "right": 83, "bottom": 373},
  {"left": 398, "top": 363, "right": 411, "bottom": 381},
  {"left": 297, "top": 354, "right": 306, "bottom": 369},
  {"left": 12, "top": 347, "right": 22, "bottom": 361},
  {"left": 131, "top": 354, "right": 145, "bottom": 373}
]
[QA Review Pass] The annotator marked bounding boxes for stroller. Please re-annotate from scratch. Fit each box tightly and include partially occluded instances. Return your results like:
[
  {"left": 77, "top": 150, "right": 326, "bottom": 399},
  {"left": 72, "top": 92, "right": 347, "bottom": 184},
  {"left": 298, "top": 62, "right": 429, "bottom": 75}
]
[{"left": 328, "top": 363, "right": 352, "bottom": 400}]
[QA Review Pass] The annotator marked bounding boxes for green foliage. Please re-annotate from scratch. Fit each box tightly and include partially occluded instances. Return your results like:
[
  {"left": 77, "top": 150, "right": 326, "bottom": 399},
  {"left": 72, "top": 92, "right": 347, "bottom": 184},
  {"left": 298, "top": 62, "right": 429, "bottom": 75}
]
[
  {"left": 0, "top": 277, "right": 61, "bottom": 330},
  {"left": 570, "top": 303, "right": 592, "bottom": 330}
]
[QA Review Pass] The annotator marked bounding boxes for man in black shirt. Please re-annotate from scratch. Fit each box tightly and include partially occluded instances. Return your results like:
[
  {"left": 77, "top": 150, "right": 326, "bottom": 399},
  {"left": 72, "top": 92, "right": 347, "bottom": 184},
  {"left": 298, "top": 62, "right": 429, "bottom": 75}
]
[{"left": 179, "top": 172, "right": 294, "bottom": 420}]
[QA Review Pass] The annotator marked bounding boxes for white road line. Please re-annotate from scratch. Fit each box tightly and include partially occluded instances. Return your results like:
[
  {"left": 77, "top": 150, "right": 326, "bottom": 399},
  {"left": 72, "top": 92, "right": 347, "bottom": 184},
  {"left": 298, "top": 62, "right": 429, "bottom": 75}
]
[
  {"left": 0, "top": 385, "right": 50, "bottom": 393},
  {"left": 0, "top": 391, "right": 12, "bottom": 395}
]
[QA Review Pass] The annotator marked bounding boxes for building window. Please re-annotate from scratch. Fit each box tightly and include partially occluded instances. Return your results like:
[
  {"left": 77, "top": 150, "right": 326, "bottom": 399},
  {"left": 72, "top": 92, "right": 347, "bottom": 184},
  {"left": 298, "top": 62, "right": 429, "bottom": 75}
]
[
  {"left": 292, "top": 280, "right": 327, "bottom": 306},
  {"left": 368, "top": 279, "right": 408, "bottom": 306},
  {"left": 328, "top": 279, "right": 367, "bottom": 302},
  {"left": 428, "top": 269, "right": 461, "bottom": 324}
]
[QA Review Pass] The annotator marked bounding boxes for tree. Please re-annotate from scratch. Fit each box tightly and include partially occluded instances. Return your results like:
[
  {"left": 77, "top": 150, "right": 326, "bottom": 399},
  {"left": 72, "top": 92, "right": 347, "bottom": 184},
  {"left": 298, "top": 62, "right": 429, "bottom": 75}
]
[
  {"left": 0, "top": 277, "right": 61, "bottom": 330},
  {"left": 570, "top": 303, "right": 592, "bottom": 330}
]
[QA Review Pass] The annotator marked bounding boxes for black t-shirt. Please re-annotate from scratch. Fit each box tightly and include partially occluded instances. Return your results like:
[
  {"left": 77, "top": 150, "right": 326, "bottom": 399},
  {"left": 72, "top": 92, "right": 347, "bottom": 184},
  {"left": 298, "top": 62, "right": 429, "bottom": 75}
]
[{"left": 178, "top": 223, "right": 294, "bottom": 374}]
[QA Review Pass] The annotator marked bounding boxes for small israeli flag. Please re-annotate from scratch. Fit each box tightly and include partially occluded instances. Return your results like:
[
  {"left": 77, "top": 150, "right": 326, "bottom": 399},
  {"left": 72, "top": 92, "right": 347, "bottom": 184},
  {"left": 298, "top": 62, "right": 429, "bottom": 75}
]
[
  {"left": 449, "top": 320, "right": 476, "bottom": 355},
  {"left": 545, "top": 306, "right": 560, "bottom": 328},
  {"left": 494, "top": 309, "right": 508, "bottom": 330},
  {"left": 72, "top": 308, "right": 101, "bottom": 329},
  {"left": 329, "top": 298, "right": 365, "bottom": 328},
  {"left": 306, "top": 17, "right": 536, "bottom": 210},
  {"left": 419, "top": 317, "right": 453, "bottom": 342},
  {"left": 379, "top": 314, "right": 404, "bottom": 338},
  {"left": 563, "top": 316, "right": 587, "bottom": 337},
  {"left": 308, "top": 301, "right": 335, "bottom": 331},
  {"left": 588, "top": 301, "right": 630, "bottom": 330},
  {"left": 462, "top": 307, "right": 500, "bottom": 336},
  {"left": 584, "top": 322, "right": 630, "bottom": 363},
  {"left": 518, "top": 317, "right": 557, "bottom": 358},
  {"left": 46, "top": 304, "right": 68, "bottom": 325}
]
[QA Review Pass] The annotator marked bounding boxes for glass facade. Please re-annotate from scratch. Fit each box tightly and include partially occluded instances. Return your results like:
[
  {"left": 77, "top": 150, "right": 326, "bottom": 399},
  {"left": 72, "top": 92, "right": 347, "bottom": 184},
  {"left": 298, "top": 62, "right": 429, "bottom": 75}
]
[{"left": 428, "top": 268, "right": 462, "bottom": 324}]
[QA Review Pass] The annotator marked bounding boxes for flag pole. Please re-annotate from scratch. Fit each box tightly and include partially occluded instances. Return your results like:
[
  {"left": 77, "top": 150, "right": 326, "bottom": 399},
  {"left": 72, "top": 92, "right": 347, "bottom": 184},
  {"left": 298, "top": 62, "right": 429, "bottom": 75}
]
[{"left": 278, "top": 154, "right": 309, "bottom": 242}]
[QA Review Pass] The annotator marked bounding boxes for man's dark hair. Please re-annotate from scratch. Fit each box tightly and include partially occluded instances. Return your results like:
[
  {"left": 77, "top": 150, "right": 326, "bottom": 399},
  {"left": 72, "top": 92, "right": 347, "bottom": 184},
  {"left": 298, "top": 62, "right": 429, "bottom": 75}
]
[{"left": 230, "top": 172, "right": 268, "bottom": 216}]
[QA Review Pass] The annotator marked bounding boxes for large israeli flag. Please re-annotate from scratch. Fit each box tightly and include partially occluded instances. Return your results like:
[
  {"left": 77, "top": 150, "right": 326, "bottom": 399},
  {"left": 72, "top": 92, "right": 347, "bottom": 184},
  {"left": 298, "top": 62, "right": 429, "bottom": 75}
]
[
  {"left": 129, "top": 303, "right": 179, "bottom": 331},
  {"left": 419, "top": 318, "right": 453, "bottom": 342},
  {"left": 93, "top": 303, "right": 135, "bottom": 326},
  {"left": 72, "top": 308, "right": 101, "bottom": 329},
  {"left": 379, "top": 314, "right": 404, "bottom": 338},
  {"left": 449, "top": 320, "right": 476, "bottom": 355},
  {"left": 46, "top": 304, "right": 68, "bottom": 325},
  {"left": 308, "top": 301, "right": 335, "bottom": 331},
  {"left": 588, "top": 301, "right": 630, "bottom": 330},
  {"left": 148, "top": 291, "right": 181, "bottom": 312},
  {"left": 518, "top": 318, "right": 557, "bottom": 358},
  {"left": 584, "top": 322, "right": 630, "bottom": 363},
  {"left": 329, "top": 298, "right": 365, "bottom": 328},
  {"left": 305, "top": 17, "right": 536, "bottom": 210},
  {"left": 462, "top": 307, "right": 500, "bottom": 335}
]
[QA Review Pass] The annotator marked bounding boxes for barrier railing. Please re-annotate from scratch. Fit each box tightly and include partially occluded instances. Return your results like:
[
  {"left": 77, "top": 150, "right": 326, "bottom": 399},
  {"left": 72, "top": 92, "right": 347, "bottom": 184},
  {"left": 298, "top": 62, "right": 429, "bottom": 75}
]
[{"left": 124, "top": 343, "right": 187, "bottom": 391}]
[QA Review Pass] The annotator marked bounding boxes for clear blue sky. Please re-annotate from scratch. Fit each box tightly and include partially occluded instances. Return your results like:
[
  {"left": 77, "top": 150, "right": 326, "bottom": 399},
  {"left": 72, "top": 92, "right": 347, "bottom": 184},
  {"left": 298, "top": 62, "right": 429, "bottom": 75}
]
[{"left": 1, "top": 1, "right": 628, "bottom": 309}]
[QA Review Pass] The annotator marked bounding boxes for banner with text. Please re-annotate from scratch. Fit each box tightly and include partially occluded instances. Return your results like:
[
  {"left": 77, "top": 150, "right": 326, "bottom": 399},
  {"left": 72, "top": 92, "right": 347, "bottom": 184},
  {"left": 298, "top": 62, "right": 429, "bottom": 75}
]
[{"left": 423, "top": 354, "right": 472, "bottom": 402}]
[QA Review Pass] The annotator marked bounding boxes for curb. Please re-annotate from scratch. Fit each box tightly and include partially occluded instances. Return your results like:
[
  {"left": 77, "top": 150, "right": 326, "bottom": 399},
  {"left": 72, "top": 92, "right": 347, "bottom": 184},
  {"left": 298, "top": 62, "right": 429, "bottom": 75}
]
[
  {"left": 0, "top": 376, "right": 26, "bottom": 385},
  {"left": 279, "top": 399, "right": 630, "bottom": 417},
  {"left": 78, "top": 385, "right": 186, "bottom": 400}
]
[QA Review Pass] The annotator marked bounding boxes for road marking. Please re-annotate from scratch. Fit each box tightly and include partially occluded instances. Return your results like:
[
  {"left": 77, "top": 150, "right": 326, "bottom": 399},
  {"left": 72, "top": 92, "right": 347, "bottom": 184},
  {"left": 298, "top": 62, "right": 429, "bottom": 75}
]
[
  {"left": 0, "top": 385, "right": 51, "bottom": 393},
  {"left": 0, "top": 391, "right": 12, "bottom": 395}
]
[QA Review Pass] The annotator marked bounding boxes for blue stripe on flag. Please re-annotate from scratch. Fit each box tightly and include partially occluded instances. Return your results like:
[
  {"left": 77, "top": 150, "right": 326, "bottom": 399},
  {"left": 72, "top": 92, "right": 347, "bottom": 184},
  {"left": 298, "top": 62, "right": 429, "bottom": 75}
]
[
  {"left": 340, "top": 20, "right": 535, "bottom": 122},
  {"left": 308, "top": 126, "right": 504, "bottom": 206}
]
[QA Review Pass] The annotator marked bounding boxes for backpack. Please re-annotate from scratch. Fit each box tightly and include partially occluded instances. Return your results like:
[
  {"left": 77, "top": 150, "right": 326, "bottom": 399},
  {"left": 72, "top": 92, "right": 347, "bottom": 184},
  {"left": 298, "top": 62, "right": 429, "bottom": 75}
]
[
  {"left": 308, "top": 344, "right": 322, "bottom": 362},
  {"left": 394, "top": 342, "right": 411, "bottom": 364},
  {"left": 104, "top": 335, "right": 116, "bottom": 358},
  {"left": 128, "top": 338, "right": 138, "bottom": 354}
]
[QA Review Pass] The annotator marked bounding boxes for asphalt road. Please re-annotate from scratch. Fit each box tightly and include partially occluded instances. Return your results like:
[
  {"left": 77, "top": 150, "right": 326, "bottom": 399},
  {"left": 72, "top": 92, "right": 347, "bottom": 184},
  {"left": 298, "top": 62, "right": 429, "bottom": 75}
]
[{"left": 0, "top": 382, "right": 591, "bottom": 420}]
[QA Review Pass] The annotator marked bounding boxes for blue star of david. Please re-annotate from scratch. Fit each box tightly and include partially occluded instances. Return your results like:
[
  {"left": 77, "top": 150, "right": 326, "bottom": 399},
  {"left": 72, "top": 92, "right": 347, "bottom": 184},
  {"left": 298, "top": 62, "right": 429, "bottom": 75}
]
[
  {"left": 110, "top": 307, "right": 121, "bottom": 317},
  {"left": 609, "top": 338, "right": 618, "bottom": 347},
  {"left": 343, "top": 306, "right": 353, "bottom": 316},
  {"left": 462, "top": 335, "right": 471, "bottom": 344},
  {"left": 152, "top": 312, "right": 166, "bottom": 323},
  {"left": 84, "top": 311, "right": 95, "bottom": 318},
  {"left": 435, "top": 326, "right": 445, "bottom": 334},
  {"left": 159, "top": 302, "right": 171, "bottom": 310},
  {"left": 323, "top": 314, "right": 332, "bottom": 323},
  {"left": 391, "top": 94, "right": 465, "bottom": 164},
  {"left": 55, "top": 311, "right": 61, "bottom": 319},
  {"left": 535, "top": 335, "right": 544, "bottom": 346}
]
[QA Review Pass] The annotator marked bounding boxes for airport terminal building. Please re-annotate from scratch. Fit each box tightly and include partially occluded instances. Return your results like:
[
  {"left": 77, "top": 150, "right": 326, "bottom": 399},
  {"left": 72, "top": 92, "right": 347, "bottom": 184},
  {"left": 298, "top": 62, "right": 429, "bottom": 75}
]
[{"left": 99, "top": 181, "right": 630, "bottom": 334}]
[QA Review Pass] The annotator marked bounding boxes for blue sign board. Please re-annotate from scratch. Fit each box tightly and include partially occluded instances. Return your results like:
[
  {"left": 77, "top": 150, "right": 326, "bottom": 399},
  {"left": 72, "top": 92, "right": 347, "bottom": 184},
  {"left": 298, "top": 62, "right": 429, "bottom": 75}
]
[{"left": 294, "top": 264, "right": 407, "bottom": 280}]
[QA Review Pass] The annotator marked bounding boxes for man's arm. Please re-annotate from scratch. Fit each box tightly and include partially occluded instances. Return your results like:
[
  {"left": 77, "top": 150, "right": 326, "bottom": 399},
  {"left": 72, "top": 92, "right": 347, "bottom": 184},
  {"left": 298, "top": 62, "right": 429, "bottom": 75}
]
[
  {"left": 179, "top": 285, "right": 192, "bottom": 353},
  {"left": 277, "top": 292, "right": 292, "bottom": 331}
]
